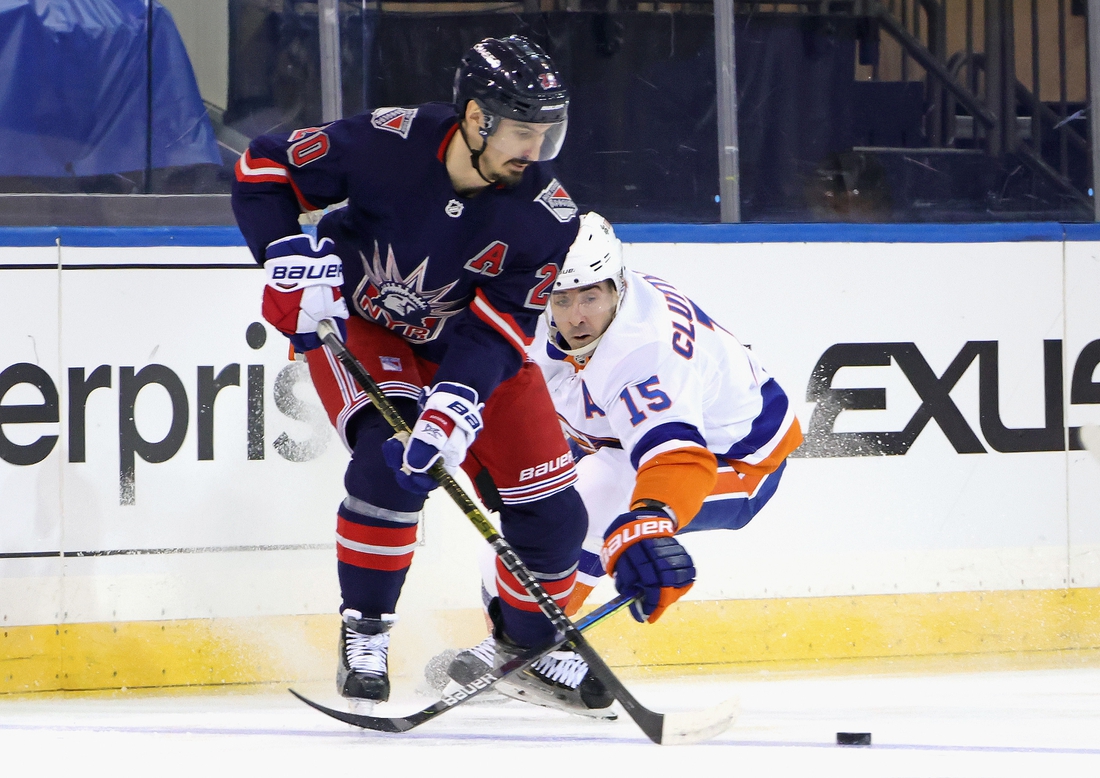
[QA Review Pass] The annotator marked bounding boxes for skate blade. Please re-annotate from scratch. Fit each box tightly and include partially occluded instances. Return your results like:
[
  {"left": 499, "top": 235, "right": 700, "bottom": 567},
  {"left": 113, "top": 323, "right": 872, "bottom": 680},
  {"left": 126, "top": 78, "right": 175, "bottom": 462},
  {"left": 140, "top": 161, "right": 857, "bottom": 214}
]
[
  {"left": 498, "top": 685, "right": 619, "bottom": 720},
  {"left": 345, "top": 698, "right": 377, "bottom": 715}
]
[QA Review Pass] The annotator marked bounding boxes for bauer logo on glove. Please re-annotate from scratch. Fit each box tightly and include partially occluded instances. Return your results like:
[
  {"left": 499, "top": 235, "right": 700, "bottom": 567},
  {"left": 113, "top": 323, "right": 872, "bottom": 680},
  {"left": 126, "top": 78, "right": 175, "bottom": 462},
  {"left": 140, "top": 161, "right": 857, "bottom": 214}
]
[
  {"left": 445, "top": 399, "right": 481, "bottom": 431},
  {"left": 262, "top": 234, "right": 349, "bottom": 352},
  {"left": 382, "top": 382, "right": 485, "bottom": 495},
  {"left": 601, "top": 506, "right": 695, "bottom": 624},
  {"left": 600, "top": 517, "right": 676, "bottom": 571},
  {"left": 269, "top": 260, "right": 343, "bottom": 286}
]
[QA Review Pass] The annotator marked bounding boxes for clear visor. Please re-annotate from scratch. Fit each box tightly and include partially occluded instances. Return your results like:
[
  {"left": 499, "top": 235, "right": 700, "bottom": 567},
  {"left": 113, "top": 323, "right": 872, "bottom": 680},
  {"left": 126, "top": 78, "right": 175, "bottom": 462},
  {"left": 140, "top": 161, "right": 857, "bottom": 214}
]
[
  {"left": 547, "top": 283, "right": 617, "bottom": 332},
  {"left": 485, "top": 116, "right": 568, "bottom": 162}
]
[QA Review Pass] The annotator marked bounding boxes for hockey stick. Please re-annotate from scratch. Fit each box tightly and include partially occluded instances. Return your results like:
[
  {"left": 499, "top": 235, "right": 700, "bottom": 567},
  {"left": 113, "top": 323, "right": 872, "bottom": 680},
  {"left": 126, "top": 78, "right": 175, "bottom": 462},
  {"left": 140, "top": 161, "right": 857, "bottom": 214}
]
[
  {"left": 289, "top": 592, "right": 634, "bottom": 732},
  {"left": 310, "top": 319, "right": 737, "bottom": 745}
]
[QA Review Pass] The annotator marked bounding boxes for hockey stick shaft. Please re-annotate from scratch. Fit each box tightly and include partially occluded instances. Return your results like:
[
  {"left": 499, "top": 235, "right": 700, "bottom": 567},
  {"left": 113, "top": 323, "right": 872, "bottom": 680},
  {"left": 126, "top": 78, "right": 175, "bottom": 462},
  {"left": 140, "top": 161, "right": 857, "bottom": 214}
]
[{"left": 315, "top": 319, "right": 671, "bottom": 742}]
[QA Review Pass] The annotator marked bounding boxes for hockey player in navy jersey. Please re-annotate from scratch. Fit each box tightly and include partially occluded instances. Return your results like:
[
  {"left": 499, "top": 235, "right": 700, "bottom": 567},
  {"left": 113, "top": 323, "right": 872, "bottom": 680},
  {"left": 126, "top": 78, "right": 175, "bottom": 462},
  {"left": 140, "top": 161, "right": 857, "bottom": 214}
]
[{"left": 232, "top": 36, "right": 613, "bottom": 716}]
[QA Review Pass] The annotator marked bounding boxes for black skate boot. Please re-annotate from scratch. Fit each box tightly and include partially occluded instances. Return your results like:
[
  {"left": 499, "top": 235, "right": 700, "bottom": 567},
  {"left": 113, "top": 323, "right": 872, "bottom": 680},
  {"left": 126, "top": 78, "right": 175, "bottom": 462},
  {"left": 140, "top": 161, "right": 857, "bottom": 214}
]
[
  {"left": 337, "top": 610, "right": 395, "bottom": 711},
  {"left": 445, "top": 599, "right": 616, "bottom": 719}
]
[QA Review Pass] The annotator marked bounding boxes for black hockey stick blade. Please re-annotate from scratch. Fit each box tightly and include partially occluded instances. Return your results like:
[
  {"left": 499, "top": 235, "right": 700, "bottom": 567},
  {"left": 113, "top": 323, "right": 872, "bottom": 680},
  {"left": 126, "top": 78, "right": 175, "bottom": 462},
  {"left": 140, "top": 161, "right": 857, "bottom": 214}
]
[
  {"left": 289, "top": 688, "right": 409, "bottom": 732},
  {"left": 288, "top": 594, "right": 634, "bottom": 734}
]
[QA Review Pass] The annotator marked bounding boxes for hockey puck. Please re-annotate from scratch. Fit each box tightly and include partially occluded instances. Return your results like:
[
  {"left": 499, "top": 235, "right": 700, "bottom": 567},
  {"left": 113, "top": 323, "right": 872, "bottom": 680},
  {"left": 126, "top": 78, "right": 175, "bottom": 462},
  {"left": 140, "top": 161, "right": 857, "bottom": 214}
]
[{"left": 836, "top": 732, "right": 871, "bottom": 746}]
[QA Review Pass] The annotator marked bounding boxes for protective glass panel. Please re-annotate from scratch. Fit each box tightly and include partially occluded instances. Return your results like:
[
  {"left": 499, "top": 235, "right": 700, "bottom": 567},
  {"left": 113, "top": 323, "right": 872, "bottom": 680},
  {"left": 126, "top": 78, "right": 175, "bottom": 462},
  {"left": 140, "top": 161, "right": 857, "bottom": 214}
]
[{"left": 0, "top": 1, "right": 1093, "bottom": 222}]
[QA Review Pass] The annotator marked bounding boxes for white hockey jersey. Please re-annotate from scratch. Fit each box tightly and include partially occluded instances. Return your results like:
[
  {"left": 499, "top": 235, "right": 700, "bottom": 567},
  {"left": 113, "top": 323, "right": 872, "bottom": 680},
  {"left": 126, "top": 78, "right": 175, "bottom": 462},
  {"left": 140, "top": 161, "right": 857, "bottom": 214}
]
[{"left": 531, "top": 270, "right": 801, "bottom": 527}]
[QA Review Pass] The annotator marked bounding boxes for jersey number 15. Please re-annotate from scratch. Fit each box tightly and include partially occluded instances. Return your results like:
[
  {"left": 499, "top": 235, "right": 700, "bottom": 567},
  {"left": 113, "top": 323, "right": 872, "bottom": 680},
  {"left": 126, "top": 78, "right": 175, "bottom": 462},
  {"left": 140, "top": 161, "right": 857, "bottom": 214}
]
[{"left": 619, "top": 375, "right": 671, "bottom": 426}]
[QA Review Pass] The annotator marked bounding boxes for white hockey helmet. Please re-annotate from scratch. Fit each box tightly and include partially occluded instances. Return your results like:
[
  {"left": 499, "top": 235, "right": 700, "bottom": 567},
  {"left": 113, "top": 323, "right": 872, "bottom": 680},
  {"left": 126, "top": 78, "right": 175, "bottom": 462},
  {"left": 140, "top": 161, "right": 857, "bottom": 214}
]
[
  {"left": 553, "top": 212, "right": 625, "bottom": 297},
  {"left": 545, "top": 212, "right": 625, "bottom": 360}
]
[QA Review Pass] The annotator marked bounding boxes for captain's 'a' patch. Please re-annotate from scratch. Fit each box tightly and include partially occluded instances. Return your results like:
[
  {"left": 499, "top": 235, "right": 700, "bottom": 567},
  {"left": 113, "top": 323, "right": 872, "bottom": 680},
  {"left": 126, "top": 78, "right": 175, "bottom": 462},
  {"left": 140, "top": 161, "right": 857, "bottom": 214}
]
[
  {"left": 535, "top": 179, "right": 578, "bottom": 223},
  {"left": 371, "top": 107, "right": 418, "bottom": 138}
]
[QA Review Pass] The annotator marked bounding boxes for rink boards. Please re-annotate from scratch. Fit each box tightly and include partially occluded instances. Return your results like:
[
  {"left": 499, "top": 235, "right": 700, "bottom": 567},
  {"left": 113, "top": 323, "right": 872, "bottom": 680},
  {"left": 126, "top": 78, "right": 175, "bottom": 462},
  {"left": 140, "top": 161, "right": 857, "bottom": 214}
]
[{"left": 2, "top": 223, "right": 1100, "bottom": 692}]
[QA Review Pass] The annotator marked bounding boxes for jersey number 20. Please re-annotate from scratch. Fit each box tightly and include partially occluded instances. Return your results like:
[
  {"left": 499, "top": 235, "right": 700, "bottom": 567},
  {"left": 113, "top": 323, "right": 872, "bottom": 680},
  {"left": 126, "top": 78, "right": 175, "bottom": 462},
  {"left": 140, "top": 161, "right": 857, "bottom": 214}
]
[{"left": 524, "top": 264, "right": 558, "bottom": 309}]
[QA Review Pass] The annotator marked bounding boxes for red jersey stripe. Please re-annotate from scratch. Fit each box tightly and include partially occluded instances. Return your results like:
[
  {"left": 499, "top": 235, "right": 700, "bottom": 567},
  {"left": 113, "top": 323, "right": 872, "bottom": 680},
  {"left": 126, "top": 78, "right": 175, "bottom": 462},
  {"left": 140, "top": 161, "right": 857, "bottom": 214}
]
[
  {"left": 235, "top": 149, "right": 289, "bottom": 183},
  {"left": 470, "top": 288, "right": 532, "bottom": 355},
  {"left": 336, "top": 516, "right": 418, "bottom": 548},
  {"left": 234, "top": 150, "right": 319, "bottom": 212},
  {"left": 336, "top": 544, "right": 414, "bottom": 572}
]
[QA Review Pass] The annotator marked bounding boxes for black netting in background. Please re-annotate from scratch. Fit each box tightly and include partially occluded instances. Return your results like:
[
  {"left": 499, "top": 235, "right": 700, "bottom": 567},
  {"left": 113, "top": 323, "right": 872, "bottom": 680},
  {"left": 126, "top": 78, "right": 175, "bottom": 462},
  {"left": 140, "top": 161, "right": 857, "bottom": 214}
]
[{"left": 219, "top": 5, "right": 1097, "bottom": 223}]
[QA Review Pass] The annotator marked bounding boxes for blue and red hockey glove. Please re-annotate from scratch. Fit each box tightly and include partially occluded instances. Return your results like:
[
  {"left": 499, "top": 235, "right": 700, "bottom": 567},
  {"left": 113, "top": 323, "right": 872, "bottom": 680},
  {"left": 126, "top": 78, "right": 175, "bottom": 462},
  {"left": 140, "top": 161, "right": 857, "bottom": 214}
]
[
  {"left": 601, "top": 506, "right": 695, "bottom": 624},
  {"left": 262, "top": 234, "right": 348, "bottom": 352},
  {"left": 382, "top": 382, "right": 484, "bottom": 494}
]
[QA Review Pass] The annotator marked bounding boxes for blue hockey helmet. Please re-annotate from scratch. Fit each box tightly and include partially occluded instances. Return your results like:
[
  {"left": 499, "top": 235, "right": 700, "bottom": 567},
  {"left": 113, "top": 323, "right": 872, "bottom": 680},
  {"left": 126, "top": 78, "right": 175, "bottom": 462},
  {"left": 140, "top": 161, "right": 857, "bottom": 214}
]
[{"left": 453, "top": 36, "right": 569, "bottom": 162}]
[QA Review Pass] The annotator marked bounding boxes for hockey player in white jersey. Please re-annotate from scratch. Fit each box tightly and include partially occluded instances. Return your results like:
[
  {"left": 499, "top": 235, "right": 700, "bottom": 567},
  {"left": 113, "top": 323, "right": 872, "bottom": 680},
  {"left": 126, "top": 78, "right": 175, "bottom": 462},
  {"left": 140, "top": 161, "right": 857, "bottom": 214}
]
[
  {"left": 442, "top": 212, "right": 802, "bottom": 715},
  {"left": 536, "top": 213, "right": 805, "bottom": 620},
  {"left": 535, "top": 213, "right": 803, "bottom": 618}
]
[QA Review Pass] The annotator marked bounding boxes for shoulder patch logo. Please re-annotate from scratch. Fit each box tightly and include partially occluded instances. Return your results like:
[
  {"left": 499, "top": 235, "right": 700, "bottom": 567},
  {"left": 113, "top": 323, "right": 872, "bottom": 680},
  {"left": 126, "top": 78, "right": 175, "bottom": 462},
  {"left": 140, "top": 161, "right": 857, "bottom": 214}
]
[
  {"left": 535, "top": 179, "right": 578, "bottom": 223},
  {"left": 371, "top": 107, "right": 418, "bottom": 139}
]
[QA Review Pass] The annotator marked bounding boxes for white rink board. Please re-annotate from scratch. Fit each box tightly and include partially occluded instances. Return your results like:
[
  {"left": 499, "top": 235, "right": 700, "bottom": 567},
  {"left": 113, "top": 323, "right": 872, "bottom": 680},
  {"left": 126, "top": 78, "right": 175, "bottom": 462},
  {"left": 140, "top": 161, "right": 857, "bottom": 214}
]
[
  {"left": 1, "top": 237, "right": 1099, "bottom": 626},
  {"left": 1066, "top": 238, "right": 1100, "bottom": 585},
  {"left": 629, "top": 240, "right": 1093, "bottom": 600},
  {"left": 0, "top": 244, "right": 492, "bottom": 626}
]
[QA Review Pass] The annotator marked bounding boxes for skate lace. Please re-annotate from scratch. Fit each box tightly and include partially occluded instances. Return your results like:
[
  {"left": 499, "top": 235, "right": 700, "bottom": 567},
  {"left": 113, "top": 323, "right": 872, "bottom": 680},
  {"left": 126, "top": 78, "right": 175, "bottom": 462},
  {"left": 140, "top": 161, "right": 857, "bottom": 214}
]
[
  {"left": 531, "top": 650, "right": 588, "bottom": 689},
  {"left": 345, "top": 631, "right": 389, "bottom": 677},
  {"left": 467, "top": 636, "right": 497, "bottom": 667}
]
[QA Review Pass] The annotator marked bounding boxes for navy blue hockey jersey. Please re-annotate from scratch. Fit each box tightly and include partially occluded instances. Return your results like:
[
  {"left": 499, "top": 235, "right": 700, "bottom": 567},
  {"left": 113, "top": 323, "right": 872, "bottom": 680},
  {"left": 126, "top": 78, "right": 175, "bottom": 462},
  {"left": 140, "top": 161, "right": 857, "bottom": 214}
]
[{"left": 232, "top": 102, "right": 581, "bottom": 401}]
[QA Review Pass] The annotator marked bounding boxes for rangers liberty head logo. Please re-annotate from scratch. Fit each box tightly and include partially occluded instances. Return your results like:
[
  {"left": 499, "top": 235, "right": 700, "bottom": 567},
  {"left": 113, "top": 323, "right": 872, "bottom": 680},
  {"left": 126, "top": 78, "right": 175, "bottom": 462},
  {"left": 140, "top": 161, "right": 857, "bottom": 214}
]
[{"left": 354, "top": 243, "right": 463, "bottom": 342}]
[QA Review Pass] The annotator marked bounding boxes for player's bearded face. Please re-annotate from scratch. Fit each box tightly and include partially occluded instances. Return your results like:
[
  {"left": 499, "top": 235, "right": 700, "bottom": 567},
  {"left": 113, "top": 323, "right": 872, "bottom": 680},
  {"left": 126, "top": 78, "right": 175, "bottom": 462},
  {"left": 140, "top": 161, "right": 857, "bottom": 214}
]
[
  {"left": 482, "top": 119, "right": 557, "bottom": 186},
  {"left": 549, "top": 282, "right": 618, "bottom": 350}
]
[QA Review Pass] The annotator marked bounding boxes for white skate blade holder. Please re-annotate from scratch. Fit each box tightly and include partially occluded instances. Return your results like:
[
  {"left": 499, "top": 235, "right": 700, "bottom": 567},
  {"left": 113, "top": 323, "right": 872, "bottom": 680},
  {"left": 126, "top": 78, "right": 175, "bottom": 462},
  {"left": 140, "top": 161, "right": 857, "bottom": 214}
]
[
  {"left": 347, "top": 698, "right": 377, "bottom": 716},
  {"left": 659, "top": 697, "right": 740, "bottom": 745},
  {"left": 495, "top": 682, "right": 620, "bottom": 720}
]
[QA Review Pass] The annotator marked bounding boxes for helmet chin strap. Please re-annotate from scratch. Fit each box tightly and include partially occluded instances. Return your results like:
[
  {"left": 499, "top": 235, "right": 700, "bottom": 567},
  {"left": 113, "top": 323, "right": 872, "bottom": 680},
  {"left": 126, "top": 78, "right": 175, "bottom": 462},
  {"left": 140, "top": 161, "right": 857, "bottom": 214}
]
[
  {"left": 545, "top": 308, "right": 620, "bottom": 364},
  {"left": 459, "top": 120, "right": 496, "bottom": 186},
  {"left": 548, "top": 324, "right": 604, "bottom": 359}
]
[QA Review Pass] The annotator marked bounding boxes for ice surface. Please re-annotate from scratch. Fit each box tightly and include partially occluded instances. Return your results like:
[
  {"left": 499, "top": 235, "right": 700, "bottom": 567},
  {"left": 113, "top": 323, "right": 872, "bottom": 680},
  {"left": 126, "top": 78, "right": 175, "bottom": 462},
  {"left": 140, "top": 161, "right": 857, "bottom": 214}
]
[{"left": 2, "top": 665, "right": 1099, "bottom": 777}]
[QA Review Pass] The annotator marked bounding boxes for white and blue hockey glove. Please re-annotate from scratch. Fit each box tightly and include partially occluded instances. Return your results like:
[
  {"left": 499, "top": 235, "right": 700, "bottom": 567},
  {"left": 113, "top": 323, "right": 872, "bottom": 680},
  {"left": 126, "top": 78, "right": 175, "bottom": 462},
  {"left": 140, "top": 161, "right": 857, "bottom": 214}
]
[
  {"left": 601, "top": 506, "right": 695, "bottom": 624},
  {"left": 382, "top": 382, "right": 483, "bottom": 494},
  {"left": 262, "top": 234, "right": 349, "bottom": 352}
]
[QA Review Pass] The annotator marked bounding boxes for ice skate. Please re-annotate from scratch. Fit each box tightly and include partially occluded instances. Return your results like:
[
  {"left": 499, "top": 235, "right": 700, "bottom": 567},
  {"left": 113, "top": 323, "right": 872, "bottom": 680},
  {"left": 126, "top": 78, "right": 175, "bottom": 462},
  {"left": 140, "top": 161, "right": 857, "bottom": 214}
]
[
  {"left": 445, "top": 603, "right": 616, "bottom": 720},
  {"left": 429, "top": 640, "right": 509, "bottom": 703},
  {"left": 504, "top": 644, "right": 617, "bottom": 719},
  {"left": 337, "top": 610, "right": 395, "bottom": 713}
]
